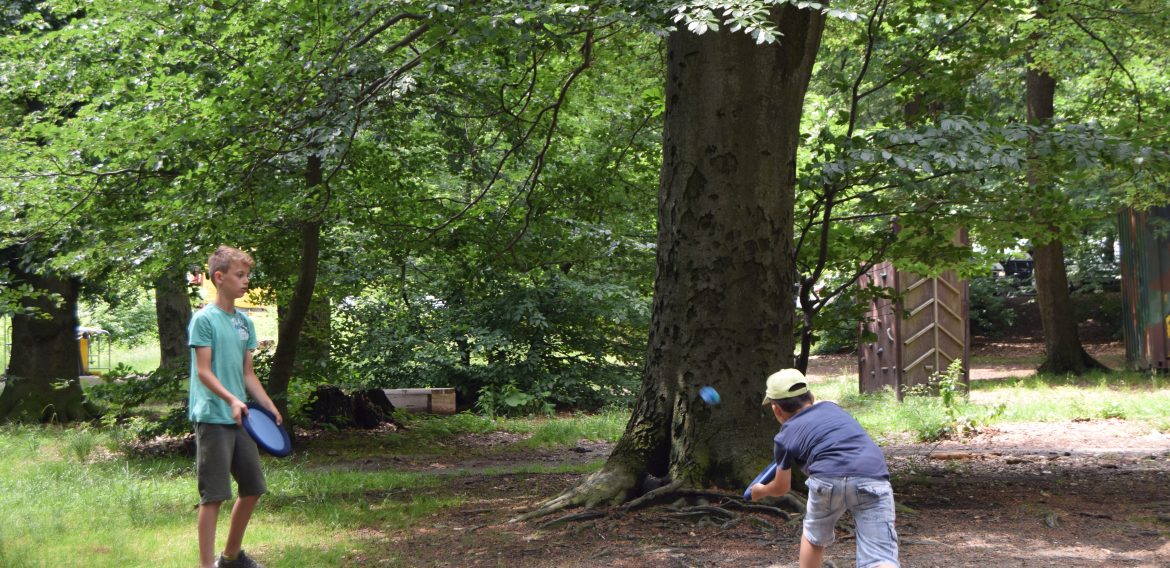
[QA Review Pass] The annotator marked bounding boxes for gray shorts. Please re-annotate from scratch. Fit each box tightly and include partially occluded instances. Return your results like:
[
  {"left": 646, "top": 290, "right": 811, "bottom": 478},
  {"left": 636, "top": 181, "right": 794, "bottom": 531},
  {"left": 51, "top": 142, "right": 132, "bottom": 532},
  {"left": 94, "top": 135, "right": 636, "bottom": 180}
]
[
  {"left": 195, "top": 422, "right": 267, "bottom": 504},
  {"left": 804, "top": 475, "right": 899, "bottom": 568}
]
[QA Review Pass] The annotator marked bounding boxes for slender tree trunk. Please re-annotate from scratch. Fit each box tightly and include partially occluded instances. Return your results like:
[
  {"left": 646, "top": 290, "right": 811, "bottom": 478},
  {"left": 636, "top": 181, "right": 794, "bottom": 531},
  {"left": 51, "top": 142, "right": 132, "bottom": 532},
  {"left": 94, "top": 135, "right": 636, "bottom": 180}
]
[
  {"left": 290, "top": 295, "right": 331, "bottom": 384},
  {"left": 526, "top": 5, "right": 825, "bottom": 516},
  {"left": 154, "top": 266, "right": 192, "bottom": 374},
  {"left": 1026, "top": 0, "right": 1104, "bottom": 374},
  {"left": 267, "top": 155, "right": 324, "bottom": 416},
  {"left": 0, "top": 256, "right": 97, "bottom": 422}
]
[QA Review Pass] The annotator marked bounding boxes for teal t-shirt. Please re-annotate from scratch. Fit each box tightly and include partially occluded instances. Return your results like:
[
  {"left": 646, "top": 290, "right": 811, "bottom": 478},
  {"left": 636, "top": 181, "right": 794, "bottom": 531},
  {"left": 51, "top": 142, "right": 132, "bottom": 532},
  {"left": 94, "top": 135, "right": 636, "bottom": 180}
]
[{"left": 188, "top": 304, "right": 258, "bottom": 424}]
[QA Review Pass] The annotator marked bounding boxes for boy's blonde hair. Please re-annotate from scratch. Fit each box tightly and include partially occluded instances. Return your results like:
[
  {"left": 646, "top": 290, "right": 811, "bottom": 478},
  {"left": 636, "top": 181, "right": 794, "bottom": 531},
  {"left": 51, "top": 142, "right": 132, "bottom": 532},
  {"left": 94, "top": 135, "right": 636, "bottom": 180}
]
[{"left": 208, "top": 245, "right": 254, "bottom": 279}]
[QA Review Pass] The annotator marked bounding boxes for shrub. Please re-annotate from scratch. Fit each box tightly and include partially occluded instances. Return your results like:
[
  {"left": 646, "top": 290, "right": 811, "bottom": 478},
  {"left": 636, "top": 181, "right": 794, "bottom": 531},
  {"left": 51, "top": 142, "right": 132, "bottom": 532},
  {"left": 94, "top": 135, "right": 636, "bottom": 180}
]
[{"left": 968, "top": 276, "right": 1019, "bottom": 337}]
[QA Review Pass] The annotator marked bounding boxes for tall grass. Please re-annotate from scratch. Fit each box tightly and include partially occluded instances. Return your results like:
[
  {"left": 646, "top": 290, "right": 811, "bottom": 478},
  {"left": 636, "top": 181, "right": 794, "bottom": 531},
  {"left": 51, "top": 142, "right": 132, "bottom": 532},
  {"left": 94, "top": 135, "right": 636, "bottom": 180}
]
[{"left": 510, "top": 411, "right": 628, "bottom": 447}]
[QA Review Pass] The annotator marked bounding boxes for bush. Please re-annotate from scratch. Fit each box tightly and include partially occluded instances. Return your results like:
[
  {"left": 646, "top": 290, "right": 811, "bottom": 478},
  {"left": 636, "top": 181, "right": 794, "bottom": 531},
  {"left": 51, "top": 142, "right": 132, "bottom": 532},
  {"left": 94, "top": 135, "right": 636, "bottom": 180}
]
[
  {"left": 329, "top": 270, "right": 647, "bottom": 416},
  {"left": 85, "top": 364, "right": 191, "bottom": 438},
  {"left": 968, "top": 276, "right": 1020, "bottom": 337},
  {"left": 902, "top": 360, "right": 1005, "bottom": 442}
]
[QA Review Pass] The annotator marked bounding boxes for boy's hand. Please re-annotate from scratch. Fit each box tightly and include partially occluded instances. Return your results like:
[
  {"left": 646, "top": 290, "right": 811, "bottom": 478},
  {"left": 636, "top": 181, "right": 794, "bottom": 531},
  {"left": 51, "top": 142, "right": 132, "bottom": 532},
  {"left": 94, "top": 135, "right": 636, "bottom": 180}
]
[
  {"left": 230, "top": 398, "right": 248, "bottom": 426},
  {"left": 749, "top": 483, "right": 765, "bottom": 501}
]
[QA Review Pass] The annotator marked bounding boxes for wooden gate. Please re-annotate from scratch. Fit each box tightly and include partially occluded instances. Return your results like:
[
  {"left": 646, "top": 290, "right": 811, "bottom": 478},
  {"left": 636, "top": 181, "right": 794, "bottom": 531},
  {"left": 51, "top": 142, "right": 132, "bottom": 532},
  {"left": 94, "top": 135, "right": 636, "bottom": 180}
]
[{"left": 859, "top": 262, "right": 970, "bottom": 398}]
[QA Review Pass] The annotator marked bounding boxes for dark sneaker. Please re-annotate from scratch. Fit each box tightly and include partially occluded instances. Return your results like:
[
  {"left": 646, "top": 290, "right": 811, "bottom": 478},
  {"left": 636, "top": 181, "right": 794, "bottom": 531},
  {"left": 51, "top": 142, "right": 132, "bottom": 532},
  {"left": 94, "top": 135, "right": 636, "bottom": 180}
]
[{"left": 214, "top": 549, "right": 264, "bottom": 568}]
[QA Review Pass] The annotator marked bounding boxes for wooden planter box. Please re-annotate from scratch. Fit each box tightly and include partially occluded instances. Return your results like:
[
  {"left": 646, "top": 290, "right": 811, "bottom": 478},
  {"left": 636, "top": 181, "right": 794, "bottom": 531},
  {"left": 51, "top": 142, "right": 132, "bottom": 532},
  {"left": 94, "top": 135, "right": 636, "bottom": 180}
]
[{"left": 383, "top": 388, "right": 457, "bottom": 415}]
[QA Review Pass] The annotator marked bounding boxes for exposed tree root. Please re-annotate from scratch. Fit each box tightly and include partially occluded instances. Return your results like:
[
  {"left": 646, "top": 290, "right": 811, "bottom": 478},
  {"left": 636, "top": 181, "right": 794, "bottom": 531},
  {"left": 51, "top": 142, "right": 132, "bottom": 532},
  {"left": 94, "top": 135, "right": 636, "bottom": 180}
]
[
  {"left": 516, "top": 462, "right": 807, "bottom": 533},
  {"left": 513, "top": 466, "right": 639, "bottom": 522},
  {"left": 1036, "top": 347, "right": 1109, "bottom": 375},
  {"left": 620, "top": 479, "right": 685, "bottom": 511},
  {"left": 537, "top": 510, "right": 607, "bottom": 529}
]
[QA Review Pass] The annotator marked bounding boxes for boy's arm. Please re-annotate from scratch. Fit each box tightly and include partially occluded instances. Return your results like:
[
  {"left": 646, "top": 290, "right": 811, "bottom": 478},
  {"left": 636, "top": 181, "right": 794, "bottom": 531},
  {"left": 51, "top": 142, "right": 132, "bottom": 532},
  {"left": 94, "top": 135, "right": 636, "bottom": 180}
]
[
  {"left": 243, "top": 349, "right": 282, "bottom": 425},
  {"left": 194, "top": 346, "right": 249, "bottom": 426},
  {"left": 750, "top": 466, "right": 792, "bottom": 500}
]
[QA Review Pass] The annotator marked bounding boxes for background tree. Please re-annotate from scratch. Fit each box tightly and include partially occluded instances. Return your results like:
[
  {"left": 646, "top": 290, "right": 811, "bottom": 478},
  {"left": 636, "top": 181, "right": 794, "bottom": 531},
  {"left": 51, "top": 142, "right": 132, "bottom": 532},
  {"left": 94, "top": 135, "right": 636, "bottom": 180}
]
[
  {"left": 527, "top": 1, "right": 827, "bottom": 515},
  {"left": 0, "top": 245, "right": 98, "bottom": 421}
]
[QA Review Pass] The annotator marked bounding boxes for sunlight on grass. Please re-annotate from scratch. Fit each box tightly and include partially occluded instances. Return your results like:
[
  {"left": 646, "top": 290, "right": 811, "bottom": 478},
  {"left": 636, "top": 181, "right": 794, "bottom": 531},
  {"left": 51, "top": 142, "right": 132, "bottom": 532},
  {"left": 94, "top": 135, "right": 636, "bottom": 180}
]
[
  {"left": 970, "top": 370, "right": 1170, "bottom": 423},
  {"left": 815, "top": 368, "right": 1170, "bottom": 442},
  {"left": 508, "top": 411, "right": 627, "bottom": 447},
  {"left": 0, "top": 425, "right": 461, "bottom": 568}
]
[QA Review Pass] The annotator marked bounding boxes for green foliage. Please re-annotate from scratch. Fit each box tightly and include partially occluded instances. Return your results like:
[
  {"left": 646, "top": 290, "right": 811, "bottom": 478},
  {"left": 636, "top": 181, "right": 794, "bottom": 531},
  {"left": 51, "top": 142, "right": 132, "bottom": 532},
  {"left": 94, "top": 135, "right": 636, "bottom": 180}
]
[
  {"left": 79, "top": 292, "right": 160, "bottom": 348},
  {"left": 968, "top": 276, "right": 1020, "bottom": 337},
  {"left": 86, "top": 364, "right": 184, "bottom": 413},
  {"left": 62, "top": 424, "right": 101, "bottom": 462},
  {"left": 519, "top": 411, "right": 626, "bottom": 447},
  {"left": 902, "top": 360, "right": 1005, "bottom": 442},
  {"left": 332, "top": 268, "right": 647, "bottom": 417},
  {"left": 85, "top": 364, "right": 191, "bottom": 437},
  {"left": 670, "top": 1, "right": 861, "bottom": 44},
  {"left": 807, "top": 287, "right": 864, "bottom": 355},
  {"left": 1099, "top": 401, "right": 1126, "bottom": 420}
]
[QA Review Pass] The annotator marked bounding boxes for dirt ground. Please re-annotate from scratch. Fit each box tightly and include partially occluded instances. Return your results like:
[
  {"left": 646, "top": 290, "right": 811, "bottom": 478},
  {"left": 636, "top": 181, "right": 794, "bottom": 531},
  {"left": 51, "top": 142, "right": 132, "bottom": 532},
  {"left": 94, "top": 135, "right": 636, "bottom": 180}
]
[{"left": 327, "top": 339, "right": 1170, "bottom": 567}]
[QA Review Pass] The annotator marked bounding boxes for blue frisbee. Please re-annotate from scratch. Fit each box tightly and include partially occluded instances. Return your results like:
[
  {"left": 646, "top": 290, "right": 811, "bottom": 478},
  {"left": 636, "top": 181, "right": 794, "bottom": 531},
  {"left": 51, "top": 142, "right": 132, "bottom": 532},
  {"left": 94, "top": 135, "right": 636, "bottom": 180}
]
[
  {"left": 699, "top": 386, "right": 721, "bottom": 406},
  {"left": 243, "top": 402, "right": 292, "bottom": 457},
  {"left": 743, "top": 462, "right": 778, "bottom": 500}
]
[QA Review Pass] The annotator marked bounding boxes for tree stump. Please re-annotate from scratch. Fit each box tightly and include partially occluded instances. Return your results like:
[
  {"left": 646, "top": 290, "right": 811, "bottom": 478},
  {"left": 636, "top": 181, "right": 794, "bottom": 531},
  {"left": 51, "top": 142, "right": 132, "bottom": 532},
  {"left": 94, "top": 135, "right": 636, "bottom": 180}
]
[{"left": 305, "top": 386, "right": 399, "bottom": 429}]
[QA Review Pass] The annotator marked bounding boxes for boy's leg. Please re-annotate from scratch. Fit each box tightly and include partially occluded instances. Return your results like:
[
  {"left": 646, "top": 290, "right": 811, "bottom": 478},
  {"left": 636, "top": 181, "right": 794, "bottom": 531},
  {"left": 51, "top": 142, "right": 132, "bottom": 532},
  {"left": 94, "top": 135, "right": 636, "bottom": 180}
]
[
  {"left": 198, "top": 501, "right": 223, "bottom": 568},
  {"left": 196, "top": 423, "right": 238, "bottom": 567},
  {"left": 799, "top": 535, "right": 826, "bottom": 568},
  {"left": 801, "top": 476, "right": 847, "bottom": 567},
  {"left": 846, "top": 478, "right": 899, "bottom": 568},
  {"left": 222, "top": 423, "right": 267, "bottom": 558},
  {"left": 223, "top": 494, "right": 260, "bottom": 557}
]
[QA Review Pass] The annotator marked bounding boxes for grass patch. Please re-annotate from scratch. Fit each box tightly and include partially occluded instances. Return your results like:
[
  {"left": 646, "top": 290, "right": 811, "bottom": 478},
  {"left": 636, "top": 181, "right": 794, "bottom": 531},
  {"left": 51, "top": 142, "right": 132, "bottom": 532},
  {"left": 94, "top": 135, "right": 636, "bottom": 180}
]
[
  {"left": 970, "top": 370, "right": 1170, "bottom": 424},
  {"left": 821, "top": 368, "right": 1170, "bottom": 442},
  {"left": 508, "top": 411, "right": 627, "bottom": 448},
  {"left": 0, "top": 423, "right": 457, "bottom": 568},
  {"left": 5, "top": 367, "right": 1168, "bottom": 566}
]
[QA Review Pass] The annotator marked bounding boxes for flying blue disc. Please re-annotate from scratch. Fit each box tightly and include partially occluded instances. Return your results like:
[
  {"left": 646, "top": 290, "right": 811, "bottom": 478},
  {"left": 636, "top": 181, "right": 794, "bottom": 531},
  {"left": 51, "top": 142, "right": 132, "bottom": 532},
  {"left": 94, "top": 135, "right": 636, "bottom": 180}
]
[
  {"left": 699, "top": 386, "right": 721, "bottom": 405},
  {"left": 243, "top": 402, "right": 292, "bottom": 457},
  {"left": 743, "top": 462, "right": 778, "bottom": 500}
]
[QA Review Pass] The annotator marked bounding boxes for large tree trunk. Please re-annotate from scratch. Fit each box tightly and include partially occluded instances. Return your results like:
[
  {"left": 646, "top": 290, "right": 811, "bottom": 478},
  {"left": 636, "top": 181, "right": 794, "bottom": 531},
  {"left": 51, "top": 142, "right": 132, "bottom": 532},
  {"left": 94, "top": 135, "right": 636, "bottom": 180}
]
[
  {"left": 1025, "top": 1, "right": 1104, "bottom": 375},
  {"left": 154, "top": 265, "right": 192, "bottom": 374},
  {"left": 0, "top": 257, "right": 97, "bottom": 422},
  {"left": 526, "top": 5, "right": 824, "bottom": 516},
  {"left": 267, "top": 155, "right": 324, "bottom": 416}
]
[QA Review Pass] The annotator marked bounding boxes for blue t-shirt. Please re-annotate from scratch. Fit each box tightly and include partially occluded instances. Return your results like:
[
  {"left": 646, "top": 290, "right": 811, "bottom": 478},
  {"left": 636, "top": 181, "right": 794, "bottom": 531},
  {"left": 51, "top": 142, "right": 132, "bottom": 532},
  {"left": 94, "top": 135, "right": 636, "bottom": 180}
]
[
  {"left": 773, "top": 401, "right": 889, "bottom": 479},
  {"left": 187, "top": 304, "right": 258, "bottom": 424}
]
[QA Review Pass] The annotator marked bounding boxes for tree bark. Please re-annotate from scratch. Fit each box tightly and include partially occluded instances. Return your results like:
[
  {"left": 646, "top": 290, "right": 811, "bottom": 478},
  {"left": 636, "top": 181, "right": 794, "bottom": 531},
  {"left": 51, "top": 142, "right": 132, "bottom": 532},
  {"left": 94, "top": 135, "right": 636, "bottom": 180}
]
[
  {"left": 0, "top": 256, "right": 97, "bottom": 422},
  {"left": 1026, "top": 0, "right": 1104, "bottom": 375},
  {"left": 266, "top": 155, "right": 324, "bottom": 416},
  {"left": 154, "top": 265, "right": 192, "bottom": 374},
  {"left": 526, "top": 5, "right": 825, "bottom": 516}
]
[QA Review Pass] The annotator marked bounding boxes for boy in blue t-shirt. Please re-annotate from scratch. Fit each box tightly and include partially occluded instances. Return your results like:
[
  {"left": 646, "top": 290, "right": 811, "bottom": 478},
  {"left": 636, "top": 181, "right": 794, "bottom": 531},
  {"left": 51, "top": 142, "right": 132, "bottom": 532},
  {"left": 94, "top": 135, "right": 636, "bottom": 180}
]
[
  {"left": 189, "top": 246, "right": 281, "bottom": 568},
  {"left": 749, "top": 368, "right": 899, "bottom": 568}
]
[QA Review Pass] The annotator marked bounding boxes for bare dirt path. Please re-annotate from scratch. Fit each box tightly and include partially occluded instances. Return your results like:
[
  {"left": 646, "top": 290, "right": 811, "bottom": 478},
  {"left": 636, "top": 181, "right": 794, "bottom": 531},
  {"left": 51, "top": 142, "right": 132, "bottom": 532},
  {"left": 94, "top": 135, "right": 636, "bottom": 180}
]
[{"left": 343, "top": 340, "right": 1170, "bottom": 567}]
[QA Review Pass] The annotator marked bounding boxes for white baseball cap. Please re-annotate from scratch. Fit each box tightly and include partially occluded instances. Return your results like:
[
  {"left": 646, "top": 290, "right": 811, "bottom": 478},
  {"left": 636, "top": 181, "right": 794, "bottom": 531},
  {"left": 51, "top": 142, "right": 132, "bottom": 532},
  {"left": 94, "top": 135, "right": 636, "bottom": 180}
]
[{"left": 761, "top": 368, "right": 809, "bottom": 404}]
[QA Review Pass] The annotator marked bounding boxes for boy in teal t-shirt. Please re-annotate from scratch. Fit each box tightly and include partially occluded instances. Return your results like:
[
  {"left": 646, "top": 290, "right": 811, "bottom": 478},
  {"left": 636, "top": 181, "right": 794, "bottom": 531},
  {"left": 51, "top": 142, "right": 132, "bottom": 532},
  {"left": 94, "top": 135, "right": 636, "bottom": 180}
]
[{"left": 189, "top": 246, "right": 281, "bottom": 568}]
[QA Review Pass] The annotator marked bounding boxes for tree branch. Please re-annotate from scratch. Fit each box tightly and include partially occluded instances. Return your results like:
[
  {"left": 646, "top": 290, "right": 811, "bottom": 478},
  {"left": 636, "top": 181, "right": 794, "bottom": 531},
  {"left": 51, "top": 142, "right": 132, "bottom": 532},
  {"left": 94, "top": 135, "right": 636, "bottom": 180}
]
[{"left": 1066, "top": 14, "right": 1142, "bottom": 124}]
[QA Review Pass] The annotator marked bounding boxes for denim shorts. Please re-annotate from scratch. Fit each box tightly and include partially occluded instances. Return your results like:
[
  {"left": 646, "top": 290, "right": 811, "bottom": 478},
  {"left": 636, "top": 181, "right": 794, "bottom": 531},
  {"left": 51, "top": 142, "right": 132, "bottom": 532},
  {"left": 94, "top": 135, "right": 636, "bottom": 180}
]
[
  {"left": 195, "top": 422, "right": 267, "bottom": 504},
  {"left": 804, "top": 475, "right": 899, "bottom": 568}
]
